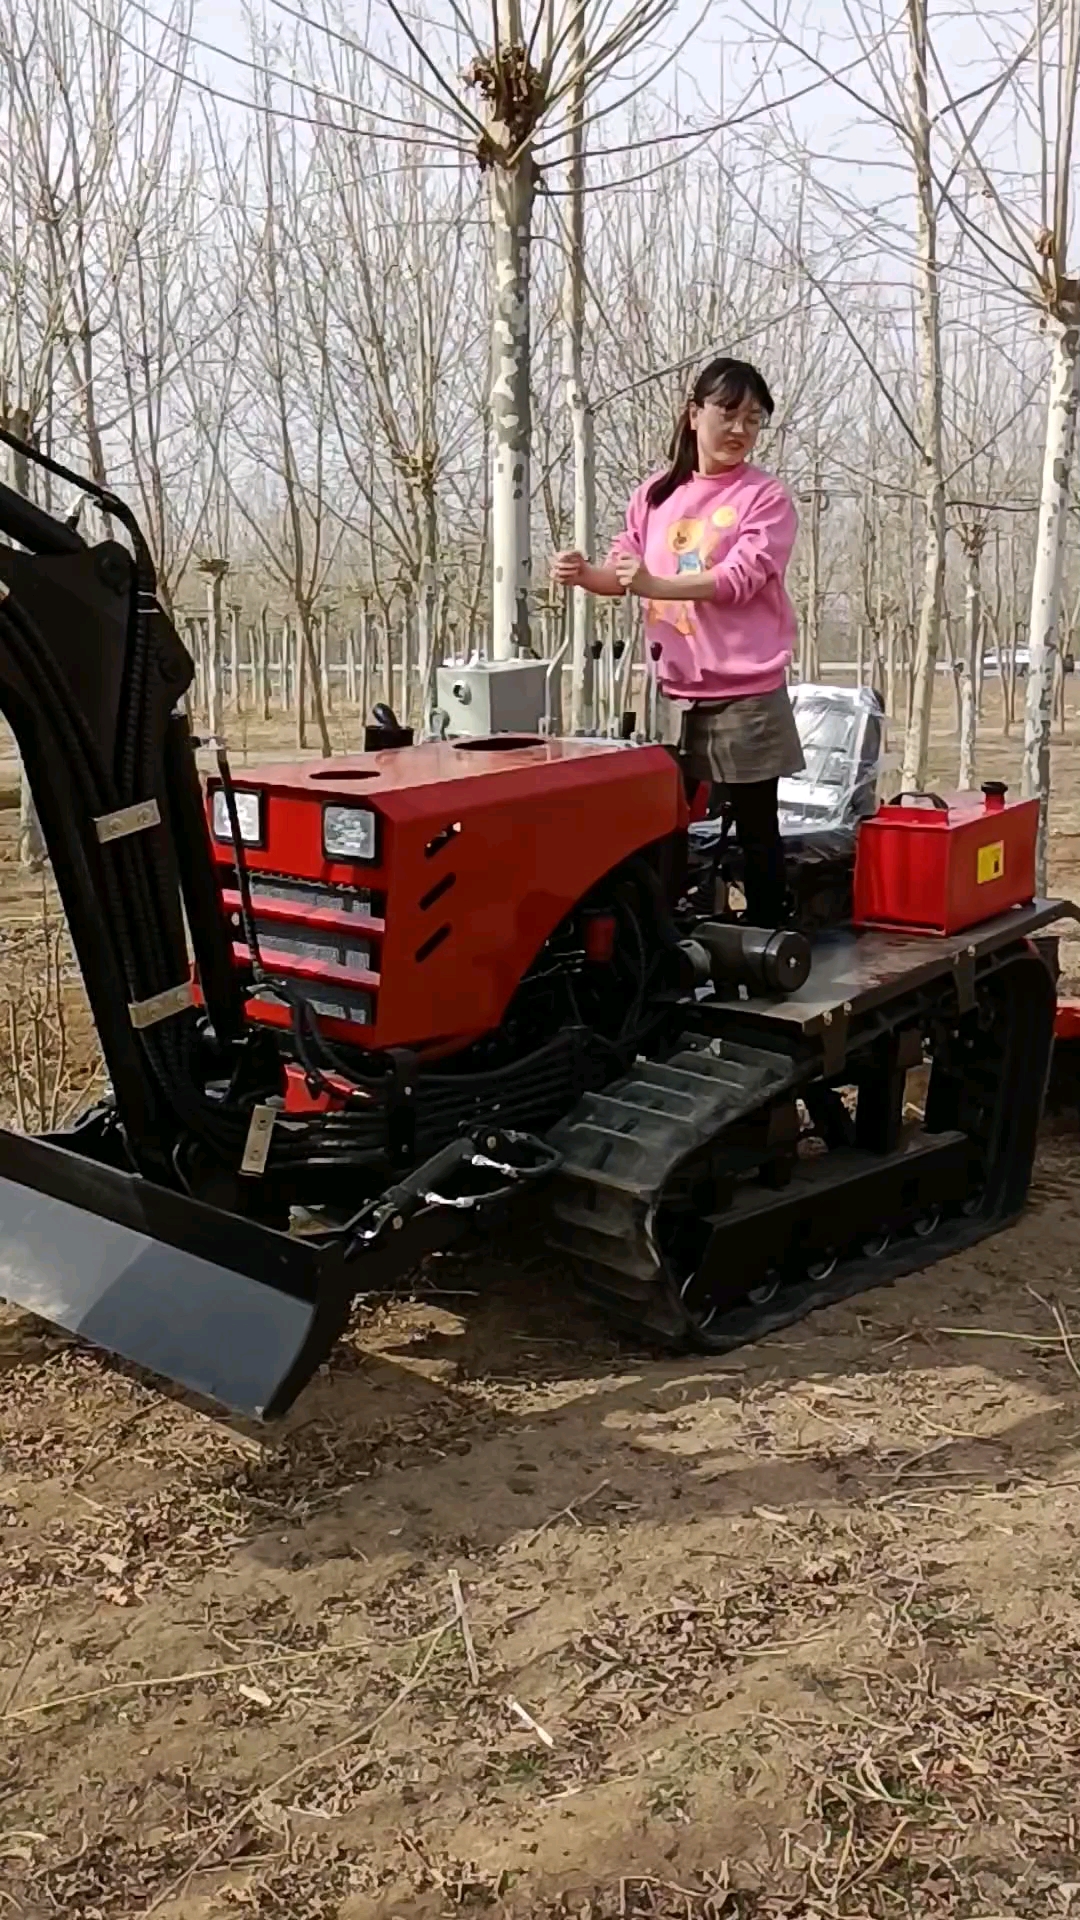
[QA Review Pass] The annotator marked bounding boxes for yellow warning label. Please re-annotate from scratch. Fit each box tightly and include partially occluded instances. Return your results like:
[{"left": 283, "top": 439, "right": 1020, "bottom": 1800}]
[{"left": 977, "top": 839, "right": 1005, "bottom": 884}]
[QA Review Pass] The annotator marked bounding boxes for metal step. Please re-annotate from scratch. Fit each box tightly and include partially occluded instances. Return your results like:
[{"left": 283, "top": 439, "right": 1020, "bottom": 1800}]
[{"left": 545, "top": 1038, "right": 797, "bottom": 1197}]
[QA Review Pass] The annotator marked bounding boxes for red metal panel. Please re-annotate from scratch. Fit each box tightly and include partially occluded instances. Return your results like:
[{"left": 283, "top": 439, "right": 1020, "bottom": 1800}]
[
  {"left": 206, "top": 738, "right": 685, "bottom": 1052},
  {"left": 853, "top": 788, "right": 1038, "bottom": 936},
  {"left": 1055, "top": 1000, "right": 1080, "bottom": 1041}
]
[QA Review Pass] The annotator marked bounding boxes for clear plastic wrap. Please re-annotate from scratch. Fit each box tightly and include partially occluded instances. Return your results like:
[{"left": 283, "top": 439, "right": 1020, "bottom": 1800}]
[{"left": 777, "top": 682, "right": 885, "bottom": 837}]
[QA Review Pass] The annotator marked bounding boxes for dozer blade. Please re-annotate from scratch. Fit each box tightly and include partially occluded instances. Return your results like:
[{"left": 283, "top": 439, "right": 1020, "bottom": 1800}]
[{"left": 0, "top": 1126, "right": 356, "bottom": 1420}]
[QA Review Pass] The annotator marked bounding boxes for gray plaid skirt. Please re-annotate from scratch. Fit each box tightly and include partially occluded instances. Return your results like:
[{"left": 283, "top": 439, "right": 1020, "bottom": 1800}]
[{"left": 660, "top": 686, "right": 805, "bottom": 785}]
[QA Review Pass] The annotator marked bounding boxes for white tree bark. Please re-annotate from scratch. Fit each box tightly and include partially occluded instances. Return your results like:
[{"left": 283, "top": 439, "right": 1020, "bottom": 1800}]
[
  {"left": 345, "top": 619, "right": 358, "bottom": 707},
  {"left": 1022, "top": 314, "right": 1080, "bottom": 889},
  {"left": 294, "top": 615, "right": 307, "bottom": 750},
  {"left": 957, "top": 523, "right": 985, "bottom": 789},
  {"left": 201, "top": 565, "right": 226, "bottom": 740},
  {"left": 900, "top": 0, "right": 948, "bottom": 791},
  {"left": 228, "top": 604, "right": 241, "bottom": 713},
  {"left": 563, "top": 0, "right": 596, "bottom": 732},
  {"left": 258, "top": 607, "right": 271, "bottom": 719},
  {"left": 488, "top": 27, "right": 536, "bottom": 664},
  {"left": 490, "top": 159, "right": 535, "bottom": 659},
  {"left": 383, "top": 611, "right": 395, "bottom": 708},
  {"left": 802, "top": 469, "right": 824, "bottom": 681},
  {"left": 317, "top": 607, "right": 331, "bottom": 715},
  {"left": 4, "top": 414, "right": 46, "bottom": 869},
  {"left": 358, "top": 609, "right": 371, "bottom": 724},
  {"left": 416, "top": 488, "right": 440, "bottom": 724}
]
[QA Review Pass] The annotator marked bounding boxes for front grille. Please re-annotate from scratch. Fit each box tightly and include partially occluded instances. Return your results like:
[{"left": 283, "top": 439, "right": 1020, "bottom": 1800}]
[
  {"left": 218, "top": 866, "right": 385, "bottom": 918},
  {"left": 251, "top": 877, "right": 375, "bottom": 916},
  {"left": 254, "top": 927, "right": 372, "bottom": 972},
  {"left": 217, "top": 864, "right": 382, "bottom": 1033}
]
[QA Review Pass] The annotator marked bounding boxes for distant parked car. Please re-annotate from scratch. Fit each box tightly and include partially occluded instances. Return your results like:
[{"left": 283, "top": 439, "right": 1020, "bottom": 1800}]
[{"left": 982, "top": 647, "right": 1030, "bottom": 677}]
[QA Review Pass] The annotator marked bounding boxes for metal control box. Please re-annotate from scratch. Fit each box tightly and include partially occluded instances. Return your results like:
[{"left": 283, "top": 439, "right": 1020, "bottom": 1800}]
[{"left": 436, "top": 659, "right": 550, "bottom": 738}]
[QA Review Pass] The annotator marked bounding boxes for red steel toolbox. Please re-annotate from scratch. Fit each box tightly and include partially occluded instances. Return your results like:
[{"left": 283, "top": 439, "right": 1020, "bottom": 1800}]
[{"left": 852, "top": 782, "right": 1038, "bottom": 936}]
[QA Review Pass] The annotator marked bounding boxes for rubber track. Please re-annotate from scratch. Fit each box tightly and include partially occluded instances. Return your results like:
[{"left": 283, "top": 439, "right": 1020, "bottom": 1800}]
[
  {"left": 543, "top": 948, "right": 1053, "bottom": 1355},
  {"left": 545, "top": 1034, "right": 803, "bottom": 1343}
]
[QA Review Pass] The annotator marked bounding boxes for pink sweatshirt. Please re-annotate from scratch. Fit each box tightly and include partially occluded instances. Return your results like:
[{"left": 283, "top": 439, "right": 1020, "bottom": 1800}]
[{"left": 604, "top": 462, "right": 798, "bottom": 701}]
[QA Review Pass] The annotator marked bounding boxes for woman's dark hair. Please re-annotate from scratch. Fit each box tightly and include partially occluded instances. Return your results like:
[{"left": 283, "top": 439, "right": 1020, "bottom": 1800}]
[{"left": 645, "top": 357, "right": 774, "bottom": 509}]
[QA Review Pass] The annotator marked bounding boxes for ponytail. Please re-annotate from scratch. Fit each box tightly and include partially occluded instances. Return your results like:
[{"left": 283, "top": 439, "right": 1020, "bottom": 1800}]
[{"left": 646, "top": 405, "right": 697, "bottom": 510}]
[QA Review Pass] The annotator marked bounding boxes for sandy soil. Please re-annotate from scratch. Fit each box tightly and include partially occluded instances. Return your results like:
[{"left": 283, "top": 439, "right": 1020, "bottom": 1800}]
[{"left": 0, "top": 683, "right": 1079, "bottom": 1919}]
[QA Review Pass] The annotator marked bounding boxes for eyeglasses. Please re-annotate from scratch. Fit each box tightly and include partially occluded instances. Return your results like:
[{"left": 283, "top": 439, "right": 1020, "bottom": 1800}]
[{"left": 700, "top": 398, "right": 767, "bottom": 431}]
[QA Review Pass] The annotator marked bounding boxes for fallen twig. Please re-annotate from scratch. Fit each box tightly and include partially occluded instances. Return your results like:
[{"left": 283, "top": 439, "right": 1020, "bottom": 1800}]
[
  {"left": 519, "top": 1478, "right": 611, "bottom": 1550},
  {"left": 449, "top": 1568, "right": 480, "bottom": 1687},
  {"left": 932, "top": 1324, "right": 1062, "bottom": 1345},
  {"left": 507, "top": 1695, "right": 554, "bottom": 1747},
  {"left": 1026, "top": 1284, "right": 1080, "bottom": 1388},
  {"left": 2, "top": 1634, "right": 383, "bottom": 1728}
]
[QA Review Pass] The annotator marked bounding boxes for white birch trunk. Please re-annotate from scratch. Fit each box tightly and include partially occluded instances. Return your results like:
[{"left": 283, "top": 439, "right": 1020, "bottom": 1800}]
[
  {"left": 228, "top": 604, "right": 241, "bottom": 712},
  {"left": 294, "top": 617, "right": 307, "bottom": 751},
  {"left": 5, "top": 421, "right": 46, "bottom": 869},
  {"left": 346, "top": 619, "right": 359, "bottom": 707},
  {"left": 359, "top": 612, "right": 371, "bottom": 725},
  {"left": 383, "top": 614, "right": 395, "bottom": 709},
  {"left": 416, "top": 488, "right": 440, "bottom": 725},
  {"left": 885, "top": 616, "right": 897, "bottom": 737},
  {"left": 900, "top": 0, "right": 947, "bottom": 791},
  {"left": 563, "top": 0, "right": 596, "bottom": 733},
  {"left": 318, "top": 608, "right": 331, "bottom": 714},
  {"left": 804, "top": 477, "right": 823, "bottom": 682},
  {"left": 489, "top": 147, "right": 535, "bottom": 659},
  {"left": 957, "top": 527, "right": 984, "bottom": 790},
  {"left": 259, "top": 607, "right": 271, "bottom": 719},
  {"left": 186, "top": 619, "right": 204, "bottom": 723},
  {"left": 205, "top": 575, "right": 224, "bottom": 740},
  {"left": 1022, "top": 314, "right": 1080, "bottom": 890},
  {"left": 399, "top": 616, "right": 409, "bottom": 713}
]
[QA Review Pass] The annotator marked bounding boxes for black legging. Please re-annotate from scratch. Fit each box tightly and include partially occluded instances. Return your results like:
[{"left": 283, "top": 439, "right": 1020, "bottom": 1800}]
[{"left": 726, "top": 779, "right": 787, "bottom": 928}]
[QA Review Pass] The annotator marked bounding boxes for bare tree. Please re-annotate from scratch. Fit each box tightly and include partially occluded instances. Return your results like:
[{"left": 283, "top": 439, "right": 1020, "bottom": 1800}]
[{"left": 1020, "top": 0, "right": 1080, "bottom": 880}]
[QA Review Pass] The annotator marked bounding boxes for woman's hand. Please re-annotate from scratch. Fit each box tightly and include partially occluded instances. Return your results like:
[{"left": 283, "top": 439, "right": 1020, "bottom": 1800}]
[
  {"left": 613, "top": 551, "right": 652, "bottom": 595},
  {"left": 551, "top": 549, "right": 588, "bottom": 586},
  {"left": 550, "top": 552, "right": 633, "bottom": 597}
]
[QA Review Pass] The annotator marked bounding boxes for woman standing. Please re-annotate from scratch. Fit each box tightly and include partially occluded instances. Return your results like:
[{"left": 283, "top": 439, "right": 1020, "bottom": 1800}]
[{"left": 551, "top": 356, "right": 805, "bottom": 929}]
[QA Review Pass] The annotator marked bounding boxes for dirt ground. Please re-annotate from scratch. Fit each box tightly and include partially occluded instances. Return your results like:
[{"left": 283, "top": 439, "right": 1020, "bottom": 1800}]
[{"left": 2, "top": 683, "right": 1080, "bottom": 1919}]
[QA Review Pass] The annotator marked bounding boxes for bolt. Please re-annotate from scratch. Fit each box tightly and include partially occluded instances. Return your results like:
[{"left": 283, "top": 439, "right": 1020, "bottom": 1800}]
[
  {"left": 486, "top": 1135, "right": 498, "bottom": 1150},
  {"left": 392, "top": 1214, "right": 404, "bottom": 1231},
  {"left": 96, "top": 546, "right": 130, "bottom": 593}
]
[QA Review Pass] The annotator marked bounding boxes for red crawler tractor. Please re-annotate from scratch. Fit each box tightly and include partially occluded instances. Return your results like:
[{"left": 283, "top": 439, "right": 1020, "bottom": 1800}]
[{"left": 0, "top": 431, "right": 1073, "bottom": 1421}]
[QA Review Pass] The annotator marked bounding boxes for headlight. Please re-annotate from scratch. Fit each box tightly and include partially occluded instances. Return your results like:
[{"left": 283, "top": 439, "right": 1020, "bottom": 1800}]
[
  {"left": 323, "top": 805, "right": 377, "bottom": 862},
  {"left": 211, "top": 786, "right": 262, "bottom": 845}
]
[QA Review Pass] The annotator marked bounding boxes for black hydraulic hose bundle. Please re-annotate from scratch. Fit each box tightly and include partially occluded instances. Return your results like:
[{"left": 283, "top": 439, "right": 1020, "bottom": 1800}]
[
  {"left": 0, "top": 432, "right": 278, "bottom": 1173},
  {"left": 0, "top": 573, "right": 243, "bottom": 1167}
]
